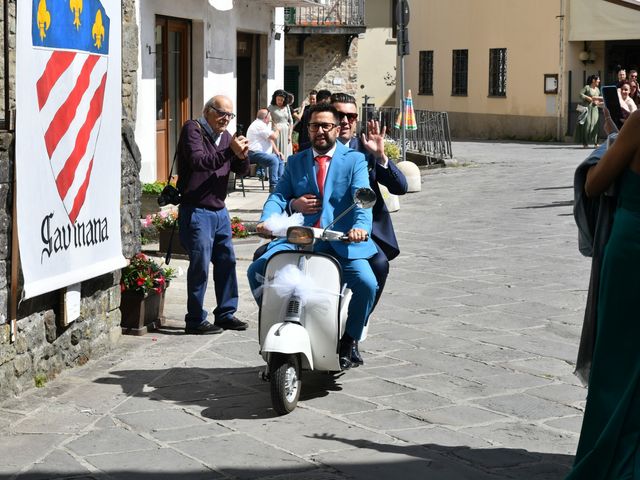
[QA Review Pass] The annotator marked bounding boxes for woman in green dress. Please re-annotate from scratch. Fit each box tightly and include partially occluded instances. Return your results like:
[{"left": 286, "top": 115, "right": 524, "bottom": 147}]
[
  {"left": 575, "top": 75, "right": 603, "bottom": 149},
  {"left": 567, "top": 110, "right": 640, "bottom": 479}
]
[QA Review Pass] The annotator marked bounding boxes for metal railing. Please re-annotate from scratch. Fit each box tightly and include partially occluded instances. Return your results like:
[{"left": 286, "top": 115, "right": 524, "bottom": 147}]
[
  {"left": 284, "top": 0, "right": 365, "bottom": 27},
  {"left": 369, "top": 107, "right": 453, "bottom": 162}
]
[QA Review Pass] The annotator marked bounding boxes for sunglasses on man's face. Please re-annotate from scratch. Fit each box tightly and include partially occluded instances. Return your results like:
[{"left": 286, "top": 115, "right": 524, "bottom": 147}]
[
  {"left": 209, "top": 106, "right": 236, "bottom": 120},
  {"left": 337, "top": 111, "right": 358, "bottom": 122}
]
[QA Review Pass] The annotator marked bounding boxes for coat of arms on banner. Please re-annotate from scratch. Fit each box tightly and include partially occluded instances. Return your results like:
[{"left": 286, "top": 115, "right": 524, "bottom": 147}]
[{"left": 32, "top": 0, "right": 110, "bottom": 223}]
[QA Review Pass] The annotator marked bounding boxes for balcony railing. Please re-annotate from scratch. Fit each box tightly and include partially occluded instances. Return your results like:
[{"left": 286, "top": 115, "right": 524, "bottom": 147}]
[{"left": 284, "top": 0, "right": 365, "bottom": 28}]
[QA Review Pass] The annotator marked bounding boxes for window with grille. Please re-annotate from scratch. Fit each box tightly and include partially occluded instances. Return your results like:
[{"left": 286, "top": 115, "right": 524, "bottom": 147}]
[
  {"left": 419, "top": 51, "right": 433, "bottom": 95},
  {"left": 489, "top": 48, "right": 507, "bottom": 97},
  {"left": 452, "top": 49, "right": 468, "bottom": 96}
]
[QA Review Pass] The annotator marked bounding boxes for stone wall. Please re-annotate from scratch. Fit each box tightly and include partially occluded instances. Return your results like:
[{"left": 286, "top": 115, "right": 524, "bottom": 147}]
[
  {"left": 286, "top": 34, "right": 359, "bottom": 96},
  {"left": 0, "top": 0, "right": 141, "bottom": 400}
]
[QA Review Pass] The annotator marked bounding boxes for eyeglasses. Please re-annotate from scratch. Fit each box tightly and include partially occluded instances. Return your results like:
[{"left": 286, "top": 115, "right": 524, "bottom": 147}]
[
  {"left": 337, "top": 111, "right": 358, "bottom": 122},
  {"left": 209, "top": 106, "right": 236, "bottom": 120},
  {"left": 308, "top": 122, "right": 338, "bottom": 132}
]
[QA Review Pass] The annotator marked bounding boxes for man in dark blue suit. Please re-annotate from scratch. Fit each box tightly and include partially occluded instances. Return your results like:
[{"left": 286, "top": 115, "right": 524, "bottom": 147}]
[{"left": 299, "top": 93, "right": 407, "bottom": 364}]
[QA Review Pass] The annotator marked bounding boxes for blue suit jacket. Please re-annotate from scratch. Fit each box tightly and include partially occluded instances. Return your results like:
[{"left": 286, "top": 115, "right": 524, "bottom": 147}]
[
  {"left": 348, "top": 138, "right": 408, "bottom": 260},
  {"left": 261, "top": 141, "right": 377, "bottom": 260}
]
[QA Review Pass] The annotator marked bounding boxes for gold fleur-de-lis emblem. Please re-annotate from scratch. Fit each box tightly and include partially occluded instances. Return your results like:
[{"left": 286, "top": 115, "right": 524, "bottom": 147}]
[
  {"left": 37, "top": 0, "right": 51, "bottom": 41},
  {"left": 92, "top": 10, "right": 105, "bottom": 49},
  {"left": 70, "top": 0, "right": 83, "bottom": 30}
]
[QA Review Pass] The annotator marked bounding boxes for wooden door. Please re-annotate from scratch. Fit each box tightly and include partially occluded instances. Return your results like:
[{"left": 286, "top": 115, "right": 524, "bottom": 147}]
[{"left": 155, "top": 17, "right": 191, "bottom": 182}]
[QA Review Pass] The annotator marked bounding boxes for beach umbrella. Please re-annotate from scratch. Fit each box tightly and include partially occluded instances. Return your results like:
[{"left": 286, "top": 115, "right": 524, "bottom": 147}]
[{"left": 394, "top": 90, "right": 418, "bottom": 130}]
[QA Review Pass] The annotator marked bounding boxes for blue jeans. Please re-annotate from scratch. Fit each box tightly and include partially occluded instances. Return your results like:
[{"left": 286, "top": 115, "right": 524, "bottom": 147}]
[
  {"left": 178, "top": 205, "right": 238, "bottom": 327},
  {"left": 247, "top": 241, "right": 377, "bottom": 340},
  {"left": 249, "top": 151, "right": 284, "bottom": 188}
]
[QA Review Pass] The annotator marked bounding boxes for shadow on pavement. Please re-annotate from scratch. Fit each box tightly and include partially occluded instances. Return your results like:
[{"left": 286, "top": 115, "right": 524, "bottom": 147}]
[{"left": 94, "top": 366, "right": 340, "bottom": 421}]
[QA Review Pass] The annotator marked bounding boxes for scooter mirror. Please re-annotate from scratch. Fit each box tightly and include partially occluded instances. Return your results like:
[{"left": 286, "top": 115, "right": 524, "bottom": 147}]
[{"left": 353, "top": 187, "right": 377, "bottom": 209}]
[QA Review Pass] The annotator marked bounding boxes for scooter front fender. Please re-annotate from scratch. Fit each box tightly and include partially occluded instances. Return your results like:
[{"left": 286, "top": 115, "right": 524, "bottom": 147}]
[{"left": 261, "top": 323, "right": 314, "bottom": 370}]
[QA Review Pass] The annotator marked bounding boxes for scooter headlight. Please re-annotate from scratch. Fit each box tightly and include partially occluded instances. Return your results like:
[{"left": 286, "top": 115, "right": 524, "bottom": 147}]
[{"left": 287, "top": 226, "right": 314, "bottom": 246}]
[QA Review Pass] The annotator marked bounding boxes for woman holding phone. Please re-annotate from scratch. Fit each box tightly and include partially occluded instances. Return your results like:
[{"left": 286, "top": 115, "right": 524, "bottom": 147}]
[
  {"left": 566, "top": 110, "right": 640, "bottom": 479},
  {"left": 575, "top": 75, "right": 603, "bottom": 149}
]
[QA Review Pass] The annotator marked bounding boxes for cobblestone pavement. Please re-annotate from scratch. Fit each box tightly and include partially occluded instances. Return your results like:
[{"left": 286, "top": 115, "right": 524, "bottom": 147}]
[{"left": 0, "top": 142, "right": 593, "bottom": 479}]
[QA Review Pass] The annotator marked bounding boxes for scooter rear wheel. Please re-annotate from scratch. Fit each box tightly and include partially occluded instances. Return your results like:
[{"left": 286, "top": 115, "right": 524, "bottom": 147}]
[{"left": 269, "top": 353, "right": 301, "bottom": 415}]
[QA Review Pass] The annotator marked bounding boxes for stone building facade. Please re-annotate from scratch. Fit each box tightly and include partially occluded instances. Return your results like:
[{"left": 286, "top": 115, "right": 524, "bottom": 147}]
[
  {"left": 0, "top": 0, "right": 142, "bottom": 399},
  {"left": 286, "top": 35, "right": 360, "bottom": 97}
]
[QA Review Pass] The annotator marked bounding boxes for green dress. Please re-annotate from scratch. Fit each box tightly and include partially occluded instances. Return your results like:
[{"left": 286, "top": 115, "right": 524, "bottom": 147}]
[
  {"left": 567, "top": 169, "right": 640, "bottom": 479},
  {"left": 575, "top": 85, "right": 601, "bottom": 147}
]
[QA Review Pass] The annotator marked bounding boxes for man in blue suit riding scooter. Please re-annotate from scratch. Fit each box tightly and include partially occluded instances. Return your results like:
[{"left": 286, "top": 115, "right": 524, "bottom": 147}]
[{"left": 248, "top": 103, "right": 377, "bottom": 370}]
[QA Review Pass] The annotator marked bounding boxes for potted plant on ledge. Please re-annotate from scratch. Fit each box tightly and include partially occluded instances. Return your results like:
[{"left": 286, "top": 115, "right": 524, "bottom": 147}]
[{"left": 120, "top": 253, "right": 175, "bottom": 335}]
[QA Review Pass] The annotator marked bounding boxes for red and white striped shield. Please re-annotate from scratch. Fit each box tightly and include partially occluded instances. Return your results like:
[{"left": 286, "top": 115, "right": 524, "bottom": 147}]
[{"left": 36, "top": 50, "right": 108, "bottom": 223}]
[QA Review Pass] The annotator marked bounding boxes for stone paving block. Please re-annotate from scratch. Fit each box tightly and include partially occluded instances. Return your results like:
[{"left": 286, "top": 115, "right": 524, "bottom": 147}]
[
  {"left": 458, "top": 310, "right": 547, "bottom": 331},
  {"left": 404, "top": 373, "right": 507, "bottom": 401},
  {"left": 495, "top": 459, "right": 573, "bottom": 480},
  {"left": 151, "top": 378, "right": 257, "bottom": 404},
  {"left": 16, "top": 448, "right": 91, "bottom": 480},
  {"left": 339, "top": 377, "right": 416, "bottom": 398},
  {"left": 312, "top": 444, "right": 502, "bottom": 480},
  {"left": 488, "top": 301, "right": 573, "bottom": 322},
  {"left": 111, "top": 394, "right": 178, "bottom": 414},
  {"left": 85, "top": 447, "right": 222, "bottom": 480},
  {"left": 390, "top": 426, "right": 492, "bottom": 449},
  {"left": 375, "top": 390, "right": 452, "bottom": 412},
  {"left": 440, "top": 341, "right": 532, "bottom": 364},
  {"left": 173, "top": 433, "right": 315, "bottom": 478},
  {"left": 115, "top": 407, "right": 209, "bottom": 431},
  {"left": 344, "top": 408, "right": 428, "bottom": 431},
  {"left": 389, "top": 349, "right": 510, "bottom": 378},
  {"left": 13, "top": 403, "right": 97, "bottom": 434},
  {"left": 367, "top": 363, "right": 437, "bottom": 380},
  {"left": 500, "top": 357, "right": 575, "bottom": 378},
  {"left": 0, "top": 409, "right": 23, "bottom": 429},
  {"left": 0, "top": 433, "right": 64, "bottom": 476},
  {"left": 66, "top": 427, "right": 159, "bottom": 456},
  {"left": 476, "top": 372, "right": 552, "bottom": 392},
  {"left": 461, "top": 422, "right": 578, "bottom": 455},
  {"left": 149, "top": 422, "right": 234, "bottom": 442},
  {"left": 485, "top": 334, "right": 577, "bottom": 363},
  {"left": 413, "top": 405, "right": 508, "bottom": 427},
  {"left": 301, "top": 391, "right": 379, "bottom": 414},
  {"left": 544, "top": 415, "right": 584, "bottom": 435},
  {"left": 451, "top": 445, "right": 541, "bottom": 469},
  {"left": 473, "top": 393, "right": 581, "bottom": 421},
  {"left": 525, "top": 383, "right": 587, "bottom": 407}
]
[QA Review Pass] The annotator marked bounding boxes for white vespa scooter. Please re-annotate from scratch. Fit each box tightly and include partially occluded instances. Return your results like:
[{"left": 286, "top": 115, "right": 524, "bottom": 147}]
[{"left": 258, "top": 188, "right": 377, "bottom": 415}]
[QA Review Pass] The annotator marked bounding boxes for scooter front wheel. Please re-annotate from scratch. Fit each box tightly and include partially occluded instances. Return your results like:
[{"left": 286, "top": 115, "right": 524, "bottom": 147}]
[{"left": 269, "top": 353, "right": 301, "bottom": 415}]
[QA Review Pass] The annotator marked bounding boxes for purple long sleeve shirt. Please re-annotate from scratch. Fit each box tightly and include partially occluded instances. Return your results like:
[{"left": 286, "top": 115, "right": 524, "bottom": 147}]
[{"left": 176, "top": 120, "right": 249, "bottom": 210}]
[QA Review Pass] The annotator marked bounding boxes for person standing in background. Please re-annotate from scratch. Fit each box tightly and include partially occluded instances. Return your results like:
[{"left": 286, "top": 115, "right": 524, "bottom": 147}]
[
  {"left": 268, "top": 90, "right": 293, "bottom": 161},
  {"left": 575, "top": 75, "right": 602, "bottom": 149}
]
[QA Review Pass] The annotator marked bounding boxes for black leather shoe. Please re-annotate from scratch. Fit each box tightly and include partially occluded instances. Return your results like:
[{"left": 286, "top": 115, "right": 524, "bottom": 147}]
[
  {"left": 339, "top": 335, "right": 354, "bottom": 371},
  {"left": 185, "top": 321, "right": 223, "bottom": 335},
  {"left": 214, "top": 316, "right": 248, "bottom": 331},
  {"left": 350, "top": 340, "right": 364, "bottom": 367}
]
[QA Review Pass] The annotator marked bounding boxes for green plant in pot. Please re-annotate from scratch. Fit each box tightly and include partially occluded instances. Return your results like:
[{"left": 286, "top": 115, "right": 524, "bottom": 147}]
[{"left": 120, "top": 253, "right": 176, "bottom": 335}]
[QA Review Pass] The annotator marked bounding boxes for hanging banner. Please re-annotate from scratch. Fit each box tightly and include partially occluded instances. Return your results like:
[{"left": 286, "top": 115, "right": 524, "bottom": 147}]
[{"left": 16, "top": 0, "right": 125, "bottom": 299}]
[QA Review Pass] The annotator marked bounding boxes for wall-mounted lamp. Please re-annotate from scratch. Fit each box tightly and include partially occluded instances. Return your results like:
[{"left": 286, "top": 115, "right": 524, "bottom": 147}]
[
  {"left": 270, "top": 22, "right": 289, "bottom": 40},
  {"left": 579, "top": 41, "right": 596, "bottom": 66},
  {"left": 145, "top": 44, "right": 156, "bottom": 55}
]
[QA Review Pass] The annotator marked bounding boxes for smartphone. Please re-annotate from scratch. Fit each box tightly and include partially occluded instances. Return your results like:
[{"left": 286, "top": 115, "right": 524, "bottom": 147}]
[
  {"left": 235, "top": 123, "right": 245, "bottom": 137},
  {"left": 601, "top": 85, "right": 624, "bottom": 131}
]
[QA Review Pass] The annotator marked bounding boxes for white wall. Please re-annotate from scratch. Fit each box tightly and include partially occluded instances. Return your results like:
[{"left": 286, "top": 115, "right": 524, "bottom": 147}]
[{"left": 135, "top": 0, "right": 284, "bottom": 182}]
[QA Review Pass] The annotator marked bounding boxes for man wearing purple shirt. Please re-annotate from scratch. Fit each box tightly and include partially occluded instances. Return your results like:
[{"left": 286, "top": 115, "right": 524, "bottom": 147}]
[{"left": 177, "top": 95, "right": 250, "bottom": 334}]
